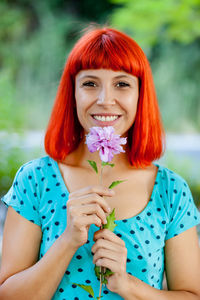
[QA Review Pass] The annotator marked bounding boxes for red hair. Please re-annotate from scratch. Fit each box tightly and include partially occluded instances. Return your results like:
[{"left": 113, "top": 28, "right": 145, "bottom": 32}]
[{"left": 44, "top": 26, "right": 166, "bottom": 167}]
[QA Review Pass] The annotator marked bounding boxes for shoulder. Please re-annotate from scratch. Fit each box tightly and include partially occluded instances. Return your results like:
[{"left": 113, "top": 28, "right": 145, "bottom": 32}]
[
  {"left": 16, "top": 156, "right": 51, "bottom": 175},
  {"left": 14, "top": 156, "right": 53, "bottom": 185},
  {"left": 156, "top": 163, "right": 189, "bottom": 191}
]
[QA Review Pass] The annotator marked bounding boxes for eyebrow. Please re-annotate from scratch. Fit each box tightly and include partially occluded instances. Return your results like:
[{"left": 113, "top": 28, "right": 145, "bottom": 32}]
[{"left": 79, "top": 74, "right": 136, "bottom": 81}]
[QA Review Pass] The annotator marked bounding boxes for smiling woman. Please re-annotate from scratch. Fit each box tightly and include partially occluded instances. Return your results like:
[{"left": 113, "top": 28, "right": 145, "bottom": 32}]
[{"left": 0, "top": 26, "right": 200, "bottom": 300}]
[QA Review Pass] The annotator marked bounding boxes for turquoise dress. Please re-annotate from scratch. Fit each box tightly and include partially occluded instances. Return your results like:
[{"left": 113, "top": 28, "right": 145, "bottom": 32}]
[{"left": 1, "top": 156, "right": 200, "bottom": 300}]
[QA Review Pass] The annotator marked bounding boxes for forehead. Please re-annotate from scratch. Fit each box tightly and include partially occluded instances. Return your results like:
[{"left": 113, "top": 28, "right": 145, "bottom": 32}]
[{"left": 75, "top": 69, "right": 138, "bottom": 82}]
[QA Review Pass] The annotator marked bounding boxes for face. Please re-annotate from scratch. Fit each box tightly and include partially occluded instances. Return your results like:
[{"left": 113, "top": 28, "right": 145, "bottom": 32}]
[{"left": 75, "top": 69, "right": 139, "bottom": 136}]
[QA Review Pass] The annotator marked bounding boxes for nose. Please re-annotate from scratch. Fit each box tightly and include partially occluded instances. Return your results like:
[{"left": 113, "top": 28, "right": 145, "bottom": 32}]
[{"left": 96, "top": 86, "right": 115, "bottom": 105}]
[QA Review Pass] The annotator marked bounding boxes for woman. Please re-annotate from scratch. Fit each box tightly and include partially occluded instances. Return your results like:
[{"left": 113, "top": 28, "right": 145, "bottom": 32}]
[{"left": 0, "top": 27, "right": 200, "bottom": 300}]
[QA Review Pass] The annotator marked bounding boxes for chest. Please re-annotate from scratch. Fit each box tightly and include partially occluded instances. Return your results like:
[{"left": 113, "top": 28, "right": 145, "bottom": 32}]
[{"left": 58, "top": 163, "right": 158, "bottom": 220}]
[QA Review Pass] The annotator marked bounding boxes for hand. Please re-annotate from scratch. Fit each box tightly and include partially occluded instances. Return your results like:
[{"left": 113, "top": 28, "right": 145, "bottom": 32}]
[
  {"left": 63, "top": 186, "right": 114, "bottom": 250},
  {"left": 92, "top": 228, "right": 129, "bottom": 295}
]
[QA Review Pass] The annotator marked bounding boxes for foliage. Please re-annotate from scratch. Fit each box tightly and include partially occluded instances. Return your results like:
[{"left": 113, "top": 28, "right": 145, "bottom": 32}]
[
  {"left": 0, "top": 134, "right": 41, "bottom": 197},
  {"left": 109, "top": 0, "right": 200, "bottom": 47}
]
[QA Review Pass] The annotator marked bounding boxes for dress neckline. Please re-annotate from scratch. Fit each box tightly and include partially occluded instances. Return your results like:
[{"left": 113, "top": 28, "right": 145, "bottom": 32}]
[{"left": 49, "top": 156, "right": 161, "bottom": 222}]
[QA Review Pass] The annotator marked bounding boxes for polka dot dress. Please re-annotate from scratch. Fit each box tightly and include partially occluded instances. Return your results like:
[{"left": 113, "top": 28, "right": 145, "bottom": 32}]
[{"left": 1, "top": 156, "right": 200, "bottom": 299}]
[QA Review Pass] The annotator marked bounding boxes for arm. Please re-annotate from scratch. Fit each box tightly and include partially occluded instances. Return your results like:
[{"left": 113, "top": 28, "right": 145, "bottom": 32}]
[
  {"left": 0, "top": 207, "right": 77, "bottom": 300},
  {"left": 121, "top": 227, "right": 200, "bottom": 300}
]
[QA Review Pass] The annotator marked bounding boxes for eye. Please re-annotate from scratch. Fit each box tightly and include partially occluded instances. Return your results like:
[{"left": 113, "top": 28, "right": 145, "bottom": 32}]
[
  {"left": 116, "top": 81, "right": 130, "bottom": 88},
  {"left": 82, "top": 81, "right": 97, "bottom": 87}
]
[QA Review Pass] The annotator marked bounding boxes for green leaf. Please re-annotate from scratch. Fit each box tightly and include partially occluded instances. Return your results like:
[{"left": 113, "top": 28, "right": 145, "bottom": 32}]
[
  {"left": 94, "top": 265, "right": 114, "bottom": 284},
  {"left": 102, "top": 208, "right": 117, "bottom": 232},
  {"left": 101, "top": 162, "right": 115, "bottom": 168},
  {"left": 72, "top": 283, "right": 96, "bottom": 299},
  {"left": 87, "top": 160, "right": 98, "bottom": 174},
  {"left": 109, "top": 180, "right": 126, "bottom": 189}
]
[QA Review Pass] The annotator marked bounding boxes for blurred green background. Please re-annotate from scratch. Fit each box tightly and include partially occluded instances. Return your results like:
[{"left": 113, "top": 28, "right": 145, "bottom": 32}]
[{"left": 0, "top": 0, "right": 200, "bottom": 251}]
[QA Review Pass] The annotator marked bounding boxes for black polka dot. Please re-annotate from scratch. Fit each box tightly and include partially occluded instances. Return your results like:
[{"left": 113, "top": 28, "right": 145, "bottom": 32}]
[
  {"left": 28, "top": 175, "right": 32, "bottom": 180},
  {"left": 76, "top": 255, "right": 82, "bottom": 259},
  {"left": 187, "top": 212, "right": 191, "bottom": 216},
  {"left": 140, "top": 227, "right": 144, "bottom": 231},
  {"left": 130, "top": 230, "right": 135, "bottom": 234},
  {"left": 142, "top": 269, "right": 147, "bottom": 272},
  {"left": 85, "top": 279, "right": 91, "bottom": 283},
  {"left": 52, "top": 174, "right": 57, "bottom": 178},
  {"left": 156, "top": 235, "right": 160, "bottom": 239},
  {"left": 42, "top": 216, "right": 46, "bottom": 219},
  {"left": 136, "top": 216, "right": 141, "bottom": 221},
  {"left": 117, "top": 233, "right": 122, "bottom": 237},
  {"left": 178, "top": 206, "right": 181, "bottom": 210},
  {"left": 147, "top": 212, "right": 151, "bottom": 216},
  {"left": 122, "top": 219, "right": 128, "bottom": 223},
  {"left": 134, "top": 244, "right": 139, "bottom": 248},
  {"left": 173, "top": 189, "right": 177, "bottom": 194},
  {"left": 46, "top": 188, "right": 50, "bottom": 192},
  {"left": 183, "top": 192, "right": 186, "bottom": 196},
  {"left": 36, "top": 167, "right": 41, "bottom": 170},
  {"left": 59, "top": 288, "right": 64, "bottom": 293},
  {"left": 72, "top": 284, "right": 77, "bottom": 288},
  {"left": 56, "top": 182, "right": 60, "bottom": 186},
  {"left": 48, "top": 163, "right": 52, "bottom": 166},
  {"left": 61, "top": 193, "right": 66, "bottom": 197},
  {"left": 62, "top": 205, "right": 66, "bottom": 209},
  {"left": 138, "top": 255, "right": 143, "bottom": 260},
  {"left": 170, "top": 178, "right": 175, "bottom": 181},
  {"left": 33, "top": 206, "right": 36, "bottom": 210},
  {"left": 65, "top": 270, "right": 70, "bottom": 275},
  {"left": 103, "top": 290, "right": 109, "bottom": 294},
  {"left": 55, "top": 235, "right": 59, "bottom": 239},
  {"left": 41, "top": 177, "right": 45, "bottom": 181},
  {"left": 148, "top": 253, "right": 152, "bottom": 257},
  {"left": 78, "top": 268, "right": 83, "bottom": 272},
  {"left": 157, "top": 208, "right": 161, "bottom": 212},
  {"left": 51, "top": 209, "right": 55, "bottom": 213},
  {"left": 150, "top": 224, "right": 154, "bottom": 228},
  {"left": 145, "top": 240, "right": 150, "bottom": 244},
  {"left": 48, "top": 200, "right": 53, "bottom": 204},
  {"left": 127, "top": 258, "right": 131, "bottom": 263},
  {"left": 12, "top": 195, "right": 16, "bottom": 199},
  {"left": 23, "top": 189, "right": 26, "bottom": 194},
  {"left": 55, "top": 221, "right": 60, "bottom": 226},
  {"left": 162, "top": 221, "right": 166, "bottom": 225},
  {"left": 180, "top": 224, "right": 184, "bottom": 228},
  {"left": 34, "top": 192, "right": 37, "bottom": 197}
]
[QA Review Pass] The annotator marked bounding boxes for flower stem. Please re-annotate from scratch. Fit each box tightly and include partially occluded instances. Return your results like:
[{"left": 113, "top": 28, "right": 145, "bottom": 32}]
[{"left": 99, "top": 163, "right": 104, "bottom": 299}]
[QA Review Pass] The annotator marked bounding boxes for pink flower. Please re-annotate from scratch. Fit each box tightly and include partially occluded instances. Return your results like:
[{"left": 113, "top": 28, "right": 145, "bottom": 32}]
[{"left": 86, "top": 126, "right": 127, "bottom": 162}]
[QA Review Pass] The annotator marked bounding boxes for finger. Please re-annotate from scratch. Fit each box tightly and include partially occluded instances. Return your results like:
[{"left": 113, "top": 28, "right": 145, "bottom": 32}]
[
  {"left": 93, "top": 229, "right": 126, "bottom": 247},
  {"left": 69, "top": 185, "right": 115, "bottom": 199},
  {"left": 74, "top": 214, "right": 102, "bottom": 228},
  {"left": 68, "top": 193, "right": 111, "bottom": 214},
  {"left": 93, "top": 248, "right": 119, "bottom": 265},
  {"left": 95, "top": 258, "right": 118, "bottom": 273},
  {"left": 75, "top": 204, "right": 108, "bottom": 225},
  {"left": 91, "top": 238, "right": 123, "bottom": 254}
]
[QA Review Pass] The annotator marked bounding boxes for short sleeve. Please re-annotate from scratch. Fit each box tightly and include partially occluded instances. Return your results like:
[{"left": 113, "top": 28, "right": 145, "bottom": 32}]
[
  {"left": 1, "top": 163, "right": 41, "bottom": 226},
  {"left": 165, "top": 179, "right": 200, "bottom": 240}
]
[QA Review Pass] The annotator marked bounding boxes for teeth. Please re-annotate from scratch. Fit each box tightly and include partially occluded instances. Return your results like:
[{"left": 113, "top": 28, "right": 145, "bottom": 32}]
[{"left": 93, "top": 115, "right": 119, "bottom": 122}]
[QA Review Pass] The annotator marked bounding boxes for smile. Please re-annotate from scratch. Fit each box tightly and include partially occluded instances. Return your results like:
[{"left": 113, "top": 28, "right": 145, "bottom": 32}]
[{"left": 92, "top": 115, "right": 120, "bottom": 122}]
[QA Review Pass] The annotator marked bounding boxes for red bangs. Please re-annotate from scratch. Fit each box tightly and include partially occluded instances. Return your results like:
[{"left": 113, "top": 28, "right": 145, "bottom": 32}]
[{"left": 69, "top": 29, "right": 142, "bottom": 78}]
